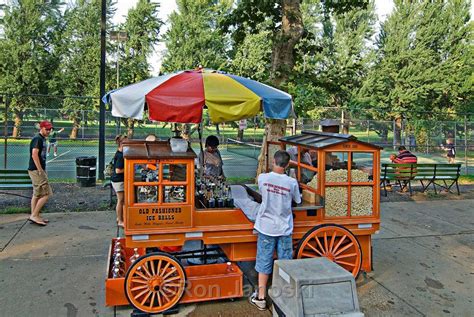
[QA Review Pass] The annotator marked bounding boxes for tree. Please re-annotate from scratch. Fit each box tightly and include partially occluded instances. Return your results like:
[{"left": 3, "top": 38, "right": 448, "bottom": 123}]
[
  {"left": 357, "top": 0, "right": 473, "bottom": 146},
  {"left": 222, "top": 0, "right": 281, "bottom": 54},
  {"left": 118, "top": 0, "right": 163, "bottom": 137},
  {"left": 0, "top": 0, "right": 62, "bottom": 137},
  {"left": 161, "top": 0, "right": 232, "bottom": 72},
  {"left": 255, "top": 0, "right": 371, "bottom": 174},
  {"left": 60, "top": 0, "right": 115, "bottom": 139},
  {"left": 230, "top": 22, "right": 273, "bottom": 82},
  {"left": 119, "top": 0, "right": 162, "bottom": 86},
  {"left": 256, "top": 0, "right": 304, "bottom": 175},
  {"left": 434, "top": 0, "right": 473, "bottom": 117},
  {"left": 318, "top": 1, "right": 376, "bottom": 133}
]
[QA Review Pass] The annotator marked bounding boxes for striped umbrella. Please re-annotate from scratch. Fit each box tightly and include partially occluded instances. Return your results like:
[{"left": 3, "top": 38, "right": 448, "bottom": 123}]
[{"left": 102, "top": 69, "right": 293, "bottom": 123}]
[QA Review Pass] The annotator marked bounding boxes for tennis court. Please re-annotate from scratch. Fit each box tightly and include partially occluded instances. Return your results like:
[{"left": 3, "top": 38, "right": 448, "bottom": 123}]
[
  {"left": 0, "top": 142, "right": 260, "bottom": 180},
  {"left": 1, "top": 138, "right": 472, "bottom": 181},
  {"left": 225, "top": 138, "right": 474, "bottom": 174}
]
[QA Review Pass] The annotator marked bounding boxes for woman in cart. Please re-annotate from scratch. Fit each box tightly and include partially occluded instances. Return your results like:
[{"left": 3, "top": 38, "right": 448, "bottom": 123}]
[{"left": 198, "top": 135, "right": 225, "bottom": 178}]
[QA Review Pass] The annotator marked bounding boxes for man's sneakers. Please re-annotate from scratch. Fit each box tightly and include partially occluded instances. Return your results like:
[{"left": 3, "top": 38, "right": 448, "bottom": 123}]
[
  {"left": 54, "top": 153, "right": 58, "bottom": 157},
  {"left": 249, "top": 292, "right": 266, "bottom": 311}
]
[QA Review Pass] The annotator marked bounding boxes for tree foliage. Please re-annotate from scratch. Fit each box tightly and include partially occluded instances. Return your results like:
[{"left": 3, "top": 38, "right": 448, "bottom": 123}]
[
  {"left": 230, "top": 21, "right": 273, "bottom": 81},
  {"left": 0, "top": 0, "right": 63, "bottom": 136},
  {"left": 59, "top": 0, "right": 116, "bottom": 138},
  {"left": 119, "top": 0, "right": 163, "bottom": 86},
  {"left": 161, "top": 0, "right": 232, "bottom": 72},
  {"left": 358, "top": 0, "right": 473, "bottom": 122}
]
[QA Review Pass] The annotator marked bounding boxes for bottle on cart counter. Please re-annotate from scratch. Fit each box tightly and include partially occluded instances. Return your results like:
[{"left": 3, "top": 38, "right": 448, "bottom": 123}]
[
  {"left": 225, "top": 261, "right": 234, "bottom": 273},
  {"left": 208, "top": 196, "right": 216, "bottom": 208}
]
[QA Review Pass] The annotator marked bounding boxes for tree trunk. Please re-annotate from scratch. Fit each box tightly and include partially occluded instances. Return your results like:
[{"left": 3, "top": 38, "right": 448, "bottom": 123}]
[
  {"left": 127, "top": 119, "right": 135, "bottom": 138},
  {"left": 393, "top": 117, "right": 402, "bottom": 149},
  {"left": 12, "top": 110, "right": 23, "bottom": 138},
  {"left": 256, "top": 0, "right": 304, "bottom": 176},
  {"left": 341, "top": 110, "right": 350, "bottom": 134},
  {"left": 256, "top": 119, "right": 287, "bottom": 176}
]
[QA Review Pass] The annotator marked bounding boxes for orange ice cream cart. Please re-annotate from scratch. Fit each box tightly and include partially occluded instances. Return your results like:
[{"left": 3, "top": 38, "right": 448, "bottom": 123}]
[
  {"left": 102, "top": 70, "right": 381, "bottom": 314},
  {"left": 104, "top": 131, "right": 381, "bottom": 314}
]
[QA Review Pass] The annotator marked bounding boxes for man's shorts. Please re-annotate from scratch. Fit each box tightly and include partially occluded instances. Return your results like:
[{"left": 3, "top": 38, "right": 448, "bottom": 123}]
[
  {"left": 112, "top": 181, "right": 124, "bottom": 193},
  {"left": 28, "top": 170, "right": 53, "bottom": 198},
  {"left": 255, "top": 232, "right": 293, "bottom": 275}
]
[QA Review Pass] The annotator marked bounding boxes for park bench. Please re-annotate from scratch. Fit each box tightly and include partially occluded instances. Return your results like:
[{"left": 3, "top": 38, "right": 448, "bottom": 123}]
[
  {"left": 0, "top": 169, "right": 32, "bottom": 198},
  {"left": 381, "top": 163, "right": 461, "bottom": 196}
]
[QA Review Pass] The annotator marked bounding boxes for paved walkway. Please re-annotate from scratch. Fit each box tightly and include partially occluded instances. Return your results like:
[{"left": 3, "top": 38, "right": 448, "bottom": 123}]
[{"left": 0, "top": 199, "right": 473, "bottom": 316}]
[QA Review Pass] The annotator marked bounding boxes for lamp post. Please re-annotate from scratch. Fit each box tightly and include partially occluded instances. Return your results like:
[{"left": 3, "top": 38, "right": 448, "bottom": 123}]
[
  {"left": 109, "top": 31, "right": 128, "bottom": 136},
  {"left": 99, "top": 0, "right": 106, "bottom": 180}
]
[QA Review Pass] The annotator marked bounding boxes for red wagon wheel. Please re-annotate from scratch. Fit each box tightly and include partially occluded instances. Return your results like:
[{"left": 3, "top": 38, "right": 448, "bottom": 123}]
[
  {"left": 124, "top": 252, "right": 186, "bottom": 314},
  {"left": 295, "top": 224, "right": 362, "bottom": 277}
]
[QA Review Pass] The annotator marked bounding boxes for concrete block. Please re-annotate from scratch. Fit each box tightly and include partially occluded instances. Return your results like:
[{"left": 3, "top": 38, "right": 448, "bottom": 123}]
[{"left": 269, "top": 258, "right": 363, "bottom": 317}]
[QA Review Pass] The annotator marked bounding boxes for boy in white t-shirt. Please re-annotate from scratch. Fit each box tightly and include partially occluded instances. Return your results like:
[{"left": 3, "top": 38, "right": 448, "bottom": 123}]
[{"left": 250, "top": 150, "right": 301, "bottom": 310}]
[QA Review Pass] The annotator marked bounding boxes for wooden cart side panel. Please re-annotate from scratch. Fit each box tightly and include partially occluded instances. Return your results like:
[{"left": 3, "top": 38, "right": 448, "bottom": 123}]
[{"left": 220, "top": 242, "right": 258, "bottom": 261}]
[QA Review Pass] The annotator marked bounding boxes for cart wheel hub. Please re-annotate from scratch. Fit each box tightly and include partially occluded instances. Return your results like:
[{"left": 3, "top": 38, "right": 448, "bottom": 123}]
[{"left": 149, "top": 277, "right": 164, "bottom": 291}]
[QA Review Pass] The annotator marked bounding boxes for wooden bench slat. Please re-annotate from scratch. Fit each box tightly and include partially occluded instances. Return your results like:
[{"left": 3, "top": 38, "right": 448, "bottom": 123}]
[
  {"left": 0, "top": 184, "right": 32, "bottom": 189},
  {"left": 0, "top": 170, "right": 32, "bottom": 195},
  {"left": 0, "top": 182, "right": 31, "bottom": 187},
  {"left": 0, "top": 176, "right": 31, "bottom": 180}
]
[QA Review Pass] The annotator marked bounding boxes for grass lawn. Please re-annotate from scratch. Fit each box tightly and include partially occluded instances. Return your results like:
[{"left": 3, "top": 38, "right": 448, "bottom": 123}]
[{"left": 459, "top": 174, "right": 474, "bottom": 185}]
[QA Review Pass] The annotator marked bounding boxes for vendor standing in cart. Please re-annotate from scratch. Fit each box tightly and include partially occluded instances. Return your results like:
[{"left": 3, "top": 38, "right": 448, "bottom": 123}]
[{"left": 198, "top": 135, "right": 225, "bottom": 178}]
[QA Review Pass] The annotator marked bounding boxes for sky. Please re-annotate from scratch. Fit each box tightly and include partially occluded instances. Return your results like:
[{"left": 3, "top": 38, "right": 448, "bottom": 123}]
[{"left": 112, "top": 0, "right": 394, "bottom": 75}]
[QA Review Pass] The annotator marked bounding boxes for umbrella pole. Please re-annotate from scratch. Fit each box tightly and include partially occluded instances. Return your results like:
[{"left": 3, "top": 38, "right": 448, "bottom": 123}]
[{"left": 197, "top": 123, "right": 205, "bottom": 178}]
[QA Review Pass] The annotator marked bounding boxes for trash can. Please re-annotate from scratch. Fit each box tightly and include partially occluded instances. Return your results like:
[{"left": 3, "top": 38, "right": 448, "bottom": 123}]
[{"left": 76, "top": 156, "right": 97, "bottom": 187}]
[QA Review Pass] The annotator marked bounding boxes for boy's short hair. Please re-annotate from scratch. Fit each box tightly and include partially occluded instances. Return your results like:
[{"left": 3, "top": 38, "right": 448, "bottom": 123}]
[
  {"left": 274, "top": 150, "right": 290, "bottom": 168},
  {"left": 205, "top": 135, "right": 219, "bottom": 148},
  {"left": 398, "top": 146, "right": 406, "bottom": 151}
]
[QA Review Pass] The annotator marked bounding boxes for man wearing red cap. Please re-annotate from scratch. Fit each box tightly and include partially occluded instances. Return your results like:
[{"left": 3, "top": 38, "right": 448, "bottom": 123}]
[{"left": 27, "top": 120, "right": 54, "bottom": 226}]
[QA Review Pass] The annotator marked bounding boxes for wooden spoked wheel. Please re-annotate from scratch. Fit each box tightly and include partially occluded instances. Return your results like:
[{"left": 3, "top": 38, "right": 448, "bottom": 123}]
[
  {"left": 124, "top": 252, "right": 186, "bottom": 314},
  {"left": 295, "top": 224, "right": 362, "bottom": 277}
]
